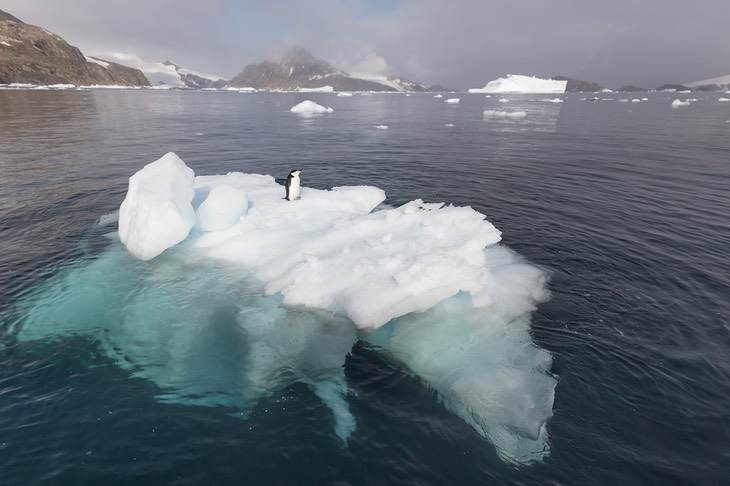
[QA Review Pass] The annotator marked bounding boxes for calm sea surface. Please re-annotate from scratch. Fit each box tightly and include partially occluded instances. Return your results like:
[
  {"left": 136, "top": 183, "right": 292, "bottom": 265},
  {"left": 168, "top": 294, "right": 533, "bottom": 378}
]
[{"left": 1, "top": 89, "right": 729, "bottom": 485}]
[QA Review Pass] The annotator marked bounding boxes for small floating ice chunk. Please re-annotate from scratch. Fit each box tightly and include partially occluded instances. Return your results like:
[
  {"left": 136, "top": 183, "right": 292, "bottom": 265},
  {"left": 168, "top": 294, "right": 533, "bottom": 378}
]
[
  {"left": 445, "top": 98, "right": 460, "bottom": 104},
  {"left": 375, "top": 125, "right": 388, "bottom": 130},
  {"left": 118, "top": 152, "right": 196, "bottom": 261},
  {"left": 718, "top": 97, "right": 729, "bottom": 102},
  {"left": 671, "top": 99, "right": 690, "bottom": 108},
  {"left": 544, "top": 98, "right": 563, "bottom": 103},
  {"left": 433, "top": 94, "right": 443, "bottom": 98},
  {"left": 483, "top": 110, "right": 528, "bottom": 119},
  {"left": 290, "top": 100, "right": 334, "bottom": 114},
  {"left": 97, "top": 212, "right": 119, "bottom": 227},
  {"left": 498, "top": 98, "right": 509, "bottom": 103}
]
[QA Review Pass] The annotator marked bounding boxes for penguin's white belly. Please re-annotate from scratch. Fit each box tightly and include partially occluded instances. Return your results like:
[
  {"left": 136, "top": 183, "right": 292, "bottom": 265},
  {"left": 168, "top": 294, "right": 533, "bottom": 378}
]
[{"left": 288, "top": 179, "right": 301, "bottom": 200}]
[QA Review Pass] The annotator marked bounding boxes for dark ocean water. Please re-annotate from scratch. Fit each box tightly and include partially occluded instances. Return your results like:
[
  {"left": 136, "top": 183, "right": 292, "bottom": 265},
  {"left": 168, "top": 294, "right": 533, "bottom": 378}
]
[{"left": 1, "top": 88, "right": 729, "bottom": 485}]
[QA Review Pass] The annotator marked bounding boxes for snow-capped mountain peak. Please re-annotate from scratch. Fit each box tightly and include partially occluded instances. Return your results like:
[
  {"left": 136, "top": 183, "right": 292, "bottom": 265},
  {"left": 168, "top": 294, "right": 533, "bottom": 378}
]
[{"left": 103, "top": 53, "right": 226, "bottom": 88}]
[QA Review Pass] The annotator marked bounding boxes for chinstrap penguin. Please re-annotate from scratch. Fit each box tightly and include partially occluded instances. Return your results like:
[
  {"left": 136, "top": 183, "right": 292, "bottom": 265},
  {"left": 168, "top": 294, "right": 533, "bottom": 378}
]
[{"left": 285, "top": 169, "right": 302, "bottom": 201}]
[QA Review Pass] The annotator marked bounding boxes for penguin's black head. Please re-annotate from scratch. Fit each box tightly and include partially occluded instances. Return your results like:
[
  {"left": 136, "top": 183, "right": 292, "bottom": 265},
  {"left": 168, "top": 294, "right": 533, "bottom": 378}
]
[{"left": 289, "top": 169, "right": 302, "bottom": 177}]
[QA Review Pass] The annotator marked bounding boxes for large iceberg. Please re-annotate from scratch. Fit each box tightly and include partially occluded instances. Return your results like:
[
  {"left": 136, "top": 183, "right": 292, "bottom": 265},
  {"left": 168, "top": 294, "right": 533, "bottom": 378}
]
[
  {"left": 469, "top": 74, "right": 567, "bottom": 94},
  {"left": 13, "top": 152, "right": 556, "bottom": 465}
]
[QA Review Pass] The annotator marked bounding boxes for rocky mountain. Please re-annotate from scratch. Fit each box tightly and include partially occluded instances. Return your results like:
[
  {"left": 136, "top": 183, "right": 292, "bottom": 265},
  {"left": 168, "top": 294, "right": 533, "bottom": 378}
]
[
  {"left": 691, "top": 83, "right": 727, "bottom": 92},
  {"left": 359, "top": 74, "right": 450, "bottom": 92},
  {"left": 229, "top": 47, "right": 437, "bottom": 92},
  {"left": 685, "top": 73, "right": 730, "bottom": 91},
  {"left": 616, "top": 85, "right": 646, "bottom": 92},
  {"left": 655, "top": 84, "right": 691, "bottom": 92},
  {"left": 552, "top": 75, "right": 603, "bottom": 93},
  {"left": 0, "top": 9, "right": 148, "bottom": 86},
  {"left": 160, "top": 60, "right": 227, "bottom": 89},
  {"left": 94, "top": 53, "right": 227, "bottom": 89}
]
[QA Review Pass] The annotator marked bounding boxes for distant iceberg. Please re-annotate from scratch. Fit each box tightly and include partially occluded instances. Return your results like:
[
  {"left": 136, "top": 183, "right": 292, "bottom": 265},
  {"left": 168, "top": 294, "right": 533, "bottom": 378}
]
[
  {"left": 483, "top": 110, "right": 528, "bottom": 119},
  {"left": 290, "top": 100, "right": 334, "bottom": 114},
  {"left": 469, "top": 75, "right": 567, "bottom": 94},
  {"left": 298, "top": 85, "right": 334, "bottom": 93}
]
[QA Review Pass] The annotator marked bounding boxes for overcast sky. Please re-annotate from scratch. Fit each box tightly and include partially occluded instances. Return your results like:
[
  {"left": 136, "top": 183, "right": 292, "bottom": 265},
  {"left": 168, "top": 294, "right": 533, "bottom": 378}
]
[{"left": 2, "top": 0, "right": 728, "bottom": 89}]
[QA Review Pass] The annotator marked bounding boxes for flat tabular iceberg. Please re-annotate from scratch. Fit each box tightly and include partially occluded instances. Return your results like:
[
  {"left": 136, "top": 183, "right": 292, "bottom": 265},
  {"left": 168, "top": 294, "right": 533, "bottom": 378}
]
[
  {"left": 469, "top": 75, "right": 567, "bottom": 94},
  {"left": 14, "top": 152, "right": 556, "bottom": 465},
  {"left": 484, "top": 110, "right": 528, "bottom": 119},
  {"left": 298, "top": 86, "right": 334, "bottom": 93}
]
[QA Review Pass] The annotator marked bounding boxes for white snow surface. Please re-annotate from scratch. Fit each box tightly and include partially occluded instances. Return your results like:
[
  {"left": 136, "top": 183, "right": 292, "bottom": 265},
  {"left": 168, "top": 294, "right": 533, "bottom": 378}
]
[
  {"left": 103, "top": 53, "right": 223, "bottom": 87},
  {"left": 348, "top": 73, "right": 417, "bottom": 92},
  {"left": 120, "top": 154, "right": 513, "bottom": 329},
  {"left": 194, "top": 184, "right": 249, "bottom": 232},
  {"left": 469, "top": 75, "right": 567, "bottom": 94},
  {"left": 16, "top": 152, "right": 556, "bottom": 465},
  {"left": 290, "top": 100, "right": 334, "bottom": 114},
  {"left": 85, "top": 56, "right": 109, "bottom": 68},
  {"left": 106, "top": 53, "right": 183, "bottom": 86}
]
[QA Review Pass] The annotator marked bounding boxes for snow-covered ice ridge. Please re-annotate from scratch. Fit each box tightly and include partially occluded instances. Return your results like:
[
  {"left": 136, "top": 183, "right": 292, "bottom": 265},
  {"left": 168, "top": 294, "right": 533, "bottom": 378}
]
[
  {"left": 469, "top": 74, "right": 567, "bottom": 94},
  {"left": 16, "top": 152, "right": 557, "bottom": 465}
]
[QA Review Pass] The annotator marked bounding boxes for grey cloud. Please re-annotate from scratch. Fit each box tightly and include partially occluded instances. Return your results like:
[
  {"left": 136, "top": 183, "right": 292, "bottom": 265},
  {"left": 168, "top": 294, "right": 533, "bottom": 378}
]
[{"left": 2, "top": 0, "right": 728, "bottom": 88}]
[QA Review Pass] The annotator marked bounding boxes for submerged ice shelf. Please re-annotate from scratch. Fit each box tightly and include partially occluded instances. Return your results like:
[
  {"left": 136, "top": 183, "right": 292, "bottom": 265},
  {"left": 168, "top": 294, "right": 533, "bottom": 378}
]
[{"left": 13, "top": 152, "right": 557, "bottom": 465}]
